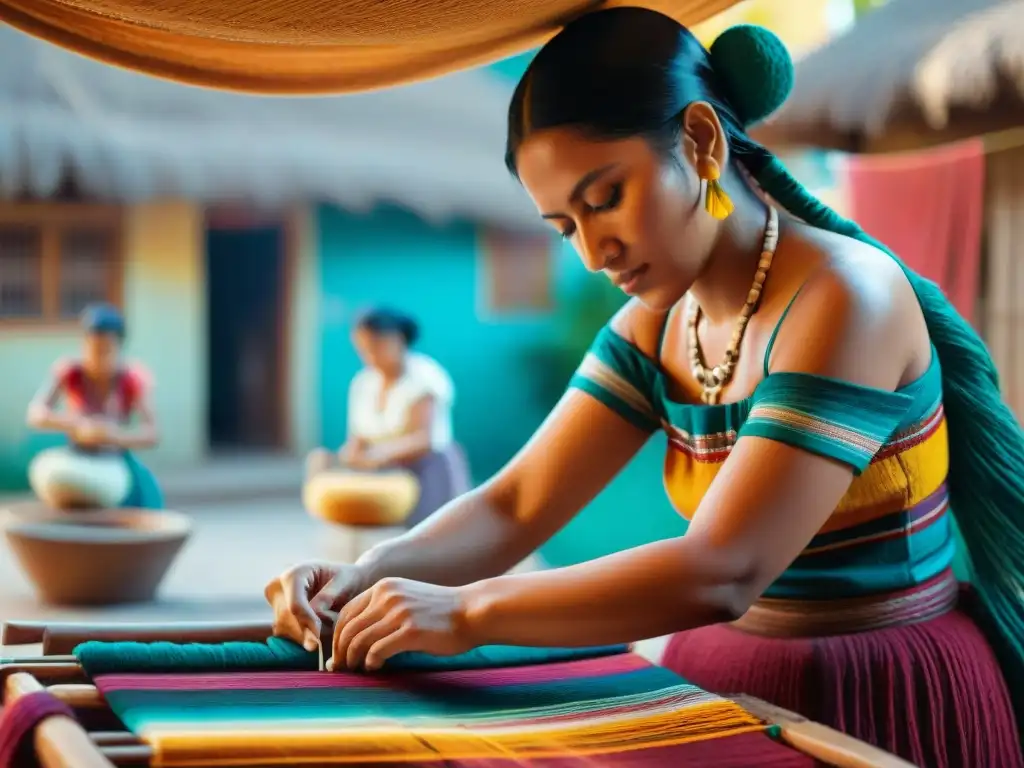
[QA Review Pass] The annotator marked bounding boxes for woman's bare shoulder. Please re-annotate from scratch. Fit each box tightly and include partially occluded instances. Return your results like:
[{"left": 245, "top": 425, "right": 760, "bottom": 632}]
[
  {"left": 774, "top": 222, "right": 930, "bottom": 381},
  {"left": 606, "top": 298, "right": 669, "bottom": 360},
  {"left": 803, "top": 224, "right": 923, "bottom": 326}
]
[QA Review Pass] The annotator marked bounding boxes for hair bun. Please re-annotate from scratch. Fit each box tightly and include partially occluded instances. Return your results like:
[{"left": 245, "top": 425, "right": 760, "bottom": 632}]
[{"left": 709, "top": 25, "right": 794, "bottom": 128}]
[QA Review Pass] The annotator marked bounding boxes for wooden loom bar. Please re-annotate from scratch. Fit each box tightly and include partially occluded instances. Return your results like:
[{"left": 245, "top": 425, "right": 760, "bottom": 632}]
[
  {"left": 734, "top": 696, "right": 917, "bottom": 768},
  {"left": 0, "top": 655, "right": 79, "bottom": 664},
  {"left": 91, "top": 731, "right": 147, "bottom": 747},
  {"left": 1, "top": 621, "right": 910, "bottom": 768},
  {"left": 0, "top": 661, "right": 85, "bottom": 686},
  {"left": 4, "top": 672, "right": 116, "bottom": 768},
  {"left": 2, "top": 619, "right": 274, "bottom": 654},
  {"left": 45, "top": 683, "right": 106, "bottom": 709}
]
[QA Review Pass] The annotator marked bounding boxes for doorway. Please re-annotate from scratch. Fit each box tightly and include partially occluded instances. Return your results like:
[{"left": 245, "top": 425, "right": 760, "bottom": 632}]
[{"left": 205, "top": 212, "right": 289, "bottom": 451}]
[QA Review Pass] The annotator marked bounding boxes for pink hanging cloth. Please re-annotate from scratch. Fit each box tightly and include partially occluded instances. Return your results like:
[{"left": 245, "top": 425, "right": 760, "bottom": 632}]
[{"left": 841, "top": 139, "right": 986, "bottom": 323}]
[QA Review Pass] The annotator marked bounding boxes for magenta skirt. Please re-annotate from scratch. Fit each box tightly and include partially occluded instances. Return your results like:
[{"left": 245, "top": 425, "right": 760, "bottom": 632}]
[{"left": 662, "top": 584, "right": 1022, "bottom": 768}]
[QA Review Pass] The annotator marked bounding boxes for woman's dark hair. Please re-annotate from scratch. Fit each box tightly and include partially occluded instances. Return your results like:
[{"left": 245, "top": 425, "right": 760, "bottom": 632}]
[
  {"left": 81, "top": 302, "right": 126, "bottom": 341},
  {"left": 355, "top": 307, "right": 420, "bottom": 346},
  {"left": 505, "top": 7, "right": 773, "bottom": 178},
  {"left": 506, "top": 7, "right": 1024, "bottom": 721}
]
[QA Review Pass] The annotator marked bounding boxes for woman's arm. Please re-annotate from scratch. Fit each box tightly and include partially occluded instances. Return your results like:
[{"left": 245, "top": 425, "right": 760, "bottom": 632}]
[
  {"left": 26, "top": 372, "right": 77, "bottom": 432},
  {"left": 109, "top": 397, "right": 160, "bottom": 450},
  {"left": 106, "top": 369, "right": 159, "bottom": 450},
  {"left": 358, "top": 395, "right": 436, "bottom": 467},
  {"left": 353, "top": 300, "right": 666, "bottom": 588},
  {"left": 341, "top": 372, "right": 367, "bottom": 457},
  {"left": 356, "top": 389, "right": 652, "bottom": 586},
  {"left": 457, "top": 265, "right": 926, "bottom": 647}
]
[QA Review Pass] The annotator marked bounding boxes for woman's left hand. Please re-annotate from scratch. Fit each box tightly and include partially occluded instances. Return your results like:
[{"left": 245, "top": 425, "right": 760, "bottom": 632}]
[
  {"left": 347, "top": 448, "right": 388, "bottom": 472},
  {"left": 73, "top": 417, "right": 119, "bottom": 448},
  {"left": 328, "top": 577, "right": 476, "bottom": 672}
]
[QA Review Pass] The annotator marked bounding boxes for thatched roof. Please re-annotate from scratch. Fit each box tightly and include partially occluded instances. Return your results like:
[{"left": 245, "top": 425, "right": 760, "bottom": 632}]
[
  {"left": 753, "top": 0, "right": 1024, "bottom": 154},
  {"left": 0, "top": 24, "right": 544, "bottom": 230}
]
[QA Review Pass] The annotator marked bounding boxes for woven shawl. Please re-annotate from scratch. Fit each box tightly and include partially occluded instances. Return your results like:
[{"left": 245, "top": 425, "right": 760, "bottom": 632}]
[
  {"left": 73, "top": 639, "right": 814, "bottom": 766},
  {"left": 0, "top": 0, "right": 741, "bottom": 94}
]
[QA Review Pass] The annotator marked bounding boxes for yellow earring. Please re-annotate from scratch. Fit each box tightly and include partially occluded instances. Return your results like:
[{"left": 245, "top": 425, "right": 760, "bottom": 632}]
[{"left": 697, "top": 154, "right": 734, "bottom": 221}]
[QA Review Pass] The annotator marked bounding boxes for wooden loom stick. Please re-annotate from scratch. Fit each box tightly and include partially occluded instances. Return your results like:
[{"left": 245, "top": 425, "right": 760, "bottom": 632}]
[
  {"left": 44, "top": 683, "right": 106, "bottom": 709},
  {"left": 734, "top": 695, "right": 919, "bottom": 768},
  {"left": 0, "top": 661, "right": 86, "bottom": 686},
  {"left": 4, "top": 672, "right": 116, "bottom": 768},
  {"left": 91, "top": 731, "right": 146, "bottom": 747},
  {"left": 2, "top": 619, "right": 274, "bottom": 654},
  {"left": 0, "top": 655, "right": 79, "bottom": 665}
]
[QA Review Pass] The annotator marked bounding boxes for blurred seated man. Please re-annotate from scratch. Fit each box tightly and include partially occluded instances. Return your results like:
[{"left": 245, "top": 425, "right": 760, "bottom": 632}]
[
  {"left": 306, "top": 307, "right": 469, "bottom": 528},
  {"left": 25, "top": 303, "right": 163, "bottom": 511}
]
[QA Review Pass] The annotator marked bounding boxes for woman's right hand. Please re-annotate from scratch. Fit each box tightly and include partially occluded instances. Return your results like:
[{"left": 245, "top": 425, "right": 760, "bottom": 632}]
[
  {"left": 71, "top": 417, "right": 111, "bottom": 447},
  {"left": 264, "top": 562, "right": 371, "bottom": 650},
  {"left": 338, "top": 438, "right": 367, "bottom": 466}
]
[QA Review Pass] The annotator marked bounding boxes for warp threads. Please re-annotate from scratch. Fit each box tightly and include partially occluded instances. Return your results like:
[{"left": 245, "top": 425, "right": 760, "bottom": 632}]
[{"left": 74, "top": 638, "right": 630, "bottom": 676}]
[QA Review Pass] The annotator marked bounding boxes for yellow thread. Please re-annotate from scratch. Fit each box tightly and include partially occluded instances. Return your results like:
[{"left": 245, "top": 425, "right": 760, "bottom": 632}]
[{"left": 152, "top": 699, "right": 768, "bottom": 766}]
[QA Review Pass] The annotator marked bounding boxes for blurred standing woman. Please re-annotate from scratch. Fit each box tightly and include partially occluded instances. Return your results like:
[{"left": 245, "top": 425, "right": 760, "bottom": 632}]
[
  {"left": 26, "top": 303, "right": 163, "bottom": 510},
  {"left": 307, "top": 307, "right": 469, "bottom": 527}
]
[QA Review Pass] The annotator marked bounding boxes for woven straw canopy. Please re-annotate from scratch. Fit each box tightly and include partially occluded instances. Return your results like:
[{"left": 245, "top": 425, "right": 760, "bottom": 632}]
[
  {"left": 0, "top": 0, "right": 740, "bottom": 94},
  {"left": 752, "top": 0, "right": 1024, "bottom": 154}
]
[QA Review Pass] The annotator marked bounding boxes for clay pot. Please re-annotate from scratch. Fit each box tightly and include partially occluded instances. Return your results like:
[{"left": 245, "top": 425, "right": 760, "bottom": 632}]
[{"left": 1, "top": 502, "right": 192, "bottom": 606}]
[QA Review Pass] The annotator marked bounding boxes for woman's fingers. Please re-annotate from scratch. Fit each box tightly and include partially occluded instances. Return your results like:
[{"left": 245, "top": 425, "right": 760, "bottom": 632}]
[
  {"left": 343, "top": 617, "right": 398, "bottom": 671},
  {"left": 330, "top": 590, "right": 376, "bottom": 669},
  {"left": 287, "top": 573, "right": 323, "bottom": 650},
  {"left": 364, "top": 627, "right": 416, "bottom": 672},
  {"left": 335, "top": 585, "right": 373, "bottom": 626},
  {"left": 265, "top": 568, "right": 323, "bottom": 650},
  {"left": 312, "top": 578, "right": 349, "bottom": 614},
  {"left": 272, "top": 612, "right": 307, "bottom": 648}
]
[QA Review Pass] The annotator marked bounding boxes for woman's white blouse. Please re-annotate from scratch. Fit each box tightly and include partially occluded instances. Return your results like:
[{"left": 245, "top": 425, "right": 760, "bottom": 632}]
[{"left": 347, "top": 353, "right": 454, "bottom": 451}]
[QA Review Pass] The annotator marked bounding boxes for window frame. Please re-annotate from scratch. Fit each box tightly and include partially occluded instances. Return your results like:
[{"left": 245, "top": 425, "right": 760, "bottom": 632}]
[
  {"left": 0, "top": 203, "right": 124, "bottom": 328},
  {"left": 476, "top": 227, "right": 555, "bottom": 319}
]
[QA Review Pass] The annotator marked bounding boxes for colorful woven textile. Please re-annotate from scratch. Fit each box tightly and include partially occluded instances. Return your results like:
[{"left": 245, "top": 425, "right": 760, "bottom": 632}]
[{"left": 80, "top": 642, "right": 815, "bottom": 766}]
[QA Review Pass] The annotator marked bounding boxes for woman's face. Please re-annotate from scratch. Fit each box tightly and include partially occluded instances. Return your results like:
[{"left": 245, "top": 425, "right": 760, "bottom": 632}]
[
  {"left": 81, "top": 332, "right": 121, "bottom": 376},
  {"left": 352, "top": 327, "right": 405, "bottom": 373},
  {"left": 515, "top": 127, "right": 718, "bottom": 311}
]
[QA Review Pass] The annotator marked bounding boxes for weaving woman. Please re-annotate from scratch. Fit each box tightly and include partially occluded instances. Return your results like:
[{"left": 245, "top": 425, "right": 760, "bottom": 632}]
[
  {"left": 306, "top": 307, "right": 470, "bottom": 528},
  {"left": 25, "top": 303, "right": 163, "bottom": 510},
  {"left": 267, "top": 10, "right": 1024, "bottom": 766}
]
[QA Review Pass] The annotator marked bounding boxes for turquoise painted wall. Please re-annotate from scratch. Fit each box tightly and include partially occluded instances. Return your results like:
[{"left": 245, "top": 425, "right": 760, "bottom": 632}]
[
  {"left": 486, "top": 50, "right": 536, "bottom": 84},
  {"left": 317, "top": 204, "right": 554, "bottom": 481},
  {"left": 316, "top": 204, "right": 683, "bottom": 567}
]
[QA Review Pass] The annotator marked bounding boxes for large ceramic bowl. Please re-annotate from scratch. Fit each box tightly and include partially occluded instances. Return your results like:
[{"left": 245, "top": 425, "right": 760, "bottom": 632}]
[{"left": 1, "top": 503, "right": 192, "bottom": 606}]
